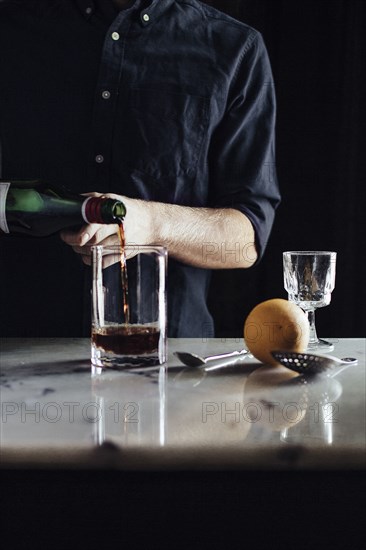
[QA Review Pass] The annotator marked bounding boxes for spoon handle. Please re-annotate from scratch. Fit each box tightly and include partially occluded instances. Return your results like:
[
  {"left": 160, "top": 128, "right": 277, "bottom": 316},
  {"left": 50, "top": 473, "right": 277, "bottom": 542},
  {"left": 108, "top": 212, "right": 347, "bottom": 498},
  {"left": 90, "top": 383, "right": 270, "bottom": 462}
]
[{"left": 204, "top": 349, "right": 248, "bottom": 363}]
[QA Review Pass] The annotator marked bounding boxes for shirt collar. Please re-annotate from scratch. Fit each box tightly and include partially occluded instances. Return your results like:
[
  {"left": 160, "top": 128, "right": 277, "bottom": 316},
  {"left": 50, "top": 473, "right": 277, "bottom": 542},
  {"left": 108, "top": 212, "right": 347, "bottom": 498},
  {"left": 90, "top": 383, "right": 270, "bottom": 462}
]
[{"left": 75, "top": 0, "right": 175, "bottom": 25}]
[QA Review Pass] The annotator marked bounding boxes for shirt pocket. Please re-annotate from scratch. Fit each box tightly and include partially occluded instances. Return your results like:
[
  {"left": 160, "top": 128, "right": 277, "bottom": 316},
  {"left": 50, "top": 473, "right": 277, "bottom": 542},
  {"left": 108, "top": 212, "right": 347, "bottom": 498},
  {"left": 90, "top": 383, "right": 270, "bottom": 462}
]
[{"left": 119, "top": 87, "right": 209, "bottom": 179}]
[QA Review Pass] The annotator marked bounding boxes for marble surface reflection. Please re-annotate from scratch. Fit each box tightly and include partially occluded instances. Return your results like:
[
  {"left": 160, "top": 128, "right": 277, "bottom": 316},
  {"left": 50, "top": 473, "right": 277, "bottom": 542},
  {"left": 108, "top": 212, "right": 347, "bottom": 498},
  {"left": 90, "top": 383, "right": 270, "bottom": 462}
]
[{"left": 0, "top": 338, "right": 365, "bottom": 470}]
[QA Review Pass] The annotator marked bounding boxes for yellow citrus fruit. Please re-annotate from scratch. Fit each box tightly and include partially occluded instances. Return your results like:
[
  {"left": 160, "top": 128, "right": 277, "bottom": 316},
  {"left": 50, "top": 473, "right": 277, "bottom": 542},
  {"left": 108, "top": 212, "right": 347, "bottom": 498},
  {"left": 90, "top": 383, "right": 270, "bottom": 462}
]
[{"left": 243, "top": 298, "right": 309, "bottom": 365}]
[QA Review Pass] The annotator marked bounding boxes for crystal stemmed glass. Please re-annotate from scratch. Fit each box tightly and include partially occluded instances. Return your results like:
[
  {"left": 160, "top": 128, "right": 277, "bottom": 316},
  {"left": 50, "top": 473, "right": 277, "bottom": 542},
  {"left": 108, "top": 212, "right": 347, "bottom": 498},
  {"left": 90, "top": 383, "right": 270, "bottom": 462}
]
[{"left": 283, "top": 251, "right": 337, "bottom": 350}]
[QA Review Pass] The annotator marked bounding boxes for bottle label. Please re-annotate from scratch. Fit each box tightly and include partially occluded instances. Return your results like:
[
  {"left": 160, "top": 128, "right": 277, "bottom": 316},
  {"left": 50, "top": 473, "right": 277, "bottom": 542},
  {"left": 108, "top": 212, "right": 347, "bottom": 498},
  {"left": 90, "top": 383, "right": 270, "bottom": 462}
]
[{"left": 0, "top": 182, "right": 10, "bottom": 233}]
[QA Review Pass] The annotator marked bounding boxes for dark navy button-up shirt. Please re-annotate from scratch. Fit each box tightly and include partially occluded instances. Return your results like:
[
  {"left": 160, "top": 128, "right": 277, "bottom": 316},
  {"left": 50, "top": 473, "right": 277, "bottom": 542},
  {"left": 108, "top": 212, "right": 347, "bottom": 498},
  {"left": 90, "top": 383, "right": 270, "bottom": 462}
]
[{"left": 0, "top": 0, "right": 280, "bottom": 337}]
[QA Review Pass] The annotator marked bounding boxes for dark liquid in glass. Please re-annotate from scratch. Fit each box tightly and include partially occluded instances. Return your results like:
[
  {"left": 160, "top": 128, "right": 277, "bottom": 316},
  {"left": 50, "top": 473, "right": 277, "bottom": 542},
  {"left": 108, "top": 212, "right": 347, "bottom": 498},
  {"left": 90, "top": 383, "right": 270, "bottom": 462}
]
[{"left": 92, "top": 324, "right": 160, "bottom": 355}]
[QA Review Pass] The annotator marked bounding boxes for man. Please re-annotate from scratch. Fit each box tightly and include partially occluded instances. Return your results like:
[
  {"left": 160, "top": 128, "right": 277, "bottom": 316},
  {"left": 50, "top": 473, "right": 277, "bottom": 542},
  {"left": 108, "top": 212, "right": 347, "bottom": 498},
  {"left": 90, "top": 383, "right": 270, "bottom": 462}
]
[{"left": 0, "top": 0, "right": 280, "bottom": 337}]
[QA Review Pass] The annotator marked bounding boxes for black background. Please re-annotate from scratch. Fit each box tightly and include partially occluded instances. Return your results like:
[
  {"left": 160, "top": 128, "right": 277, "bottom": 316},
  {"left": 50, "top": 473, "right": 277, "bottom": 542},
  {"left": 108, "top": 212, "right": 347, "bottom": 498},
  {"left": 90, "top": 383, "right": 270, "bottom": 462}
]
[
  {"left": 206, "top": 0, "right": 366, "bottom": 339},
  {"left": 2, "top": 469, "right": 365, "bottom": 549}
]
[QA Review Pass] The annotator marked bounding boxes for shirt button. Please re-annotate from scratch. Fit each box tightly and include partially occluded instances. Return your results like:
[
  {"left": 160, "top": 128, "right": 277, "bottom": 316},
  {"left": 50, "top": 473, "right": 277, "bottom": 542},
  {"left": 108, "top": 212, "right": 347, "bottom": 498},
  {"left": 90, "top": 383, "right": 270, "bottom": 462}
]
[
  {"left": 95, "top": 155, "right": 104, "bottom": 164},
  {"left": 102, "top": 91, "right": 111, "bottom": 99},
  {"left": 142, "top": 13, "right": 150, "bottom": 22},
  {"left": 111, "top": 32, "right": 120, "bottom": 41}
]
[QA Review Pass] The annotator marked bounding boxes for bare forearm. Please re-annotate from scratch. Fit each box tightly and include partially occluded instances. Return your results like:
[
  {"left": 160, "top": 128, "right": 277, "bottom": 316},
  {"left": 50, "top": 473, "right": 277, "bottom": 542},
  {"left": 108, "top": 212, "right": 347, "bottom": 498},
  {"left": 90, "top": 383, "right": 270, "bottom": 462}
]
[
  {"left": 60, "top": 195, "right": 258, "bottom": 269},
  {"left": 124, "top": 199, "right": 257, "bottom": 269}
]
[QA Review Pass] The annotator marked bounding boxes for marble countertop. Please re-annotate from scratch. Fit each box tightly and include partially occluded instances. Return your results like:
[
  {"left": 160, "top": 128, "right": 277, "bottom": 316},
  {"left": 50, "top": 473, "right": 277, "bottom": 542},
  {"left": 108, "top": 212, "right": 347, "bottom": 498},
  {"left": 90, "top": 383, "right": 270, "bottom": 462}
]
[{"left": 0, "top": 337, "right": 365, "bottom": 470}]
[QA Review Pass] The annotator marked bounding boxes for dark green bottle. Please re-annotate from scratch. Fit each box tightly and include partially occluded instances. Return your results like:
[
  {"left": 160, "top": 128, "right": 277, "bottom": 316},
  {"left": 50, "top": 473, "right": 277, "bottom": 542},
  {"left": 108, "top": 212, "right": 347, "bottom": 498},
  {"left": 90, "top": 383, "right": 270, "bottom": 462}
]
[{"left": 0, "top": 180, "right": 126, "bottom": 237}]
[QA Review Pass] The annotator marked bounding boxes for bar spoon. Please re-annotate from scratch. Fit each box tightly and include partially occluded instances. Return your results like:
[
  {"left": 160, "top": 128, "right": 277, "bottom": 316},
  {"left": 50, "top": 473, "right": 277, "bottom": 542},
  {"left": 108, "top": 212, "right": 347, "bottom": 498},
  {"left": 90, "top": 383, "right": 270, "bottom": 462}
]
[{"left": 174, "top": 348, "right": 250, "bottom": 368}]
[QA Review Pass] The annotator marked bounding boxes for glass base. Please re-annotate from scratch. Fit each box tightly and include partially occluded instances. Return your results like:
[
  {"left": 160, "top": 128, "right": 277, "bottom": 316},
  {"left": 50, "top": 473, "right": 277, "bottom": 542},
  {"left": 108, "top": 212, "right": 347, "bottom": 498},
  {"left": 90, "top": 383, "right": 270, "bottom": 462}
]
[
  {"left": 307, "top": 339, "right": 334, "bottom": 352},
  {"left": 91, "top": 345, "right": 165, "bottom": 370}
]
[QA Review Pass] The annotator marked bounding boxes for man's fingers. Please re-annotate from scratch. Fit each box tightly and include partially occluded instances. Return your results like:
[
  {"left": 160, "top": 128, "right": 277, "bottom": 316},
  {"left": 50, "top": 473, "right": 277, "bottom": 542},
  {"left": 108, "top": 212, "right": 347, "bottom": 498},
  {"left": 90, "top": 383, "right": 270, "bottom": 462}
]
[
  {"left": 60, "top": 224, "right": 119, "bottom": 246},
  {"left": 70, "top": 233, "right": 120, "bottom": 256},
  {"left": 60, "top": 226, "right": 91, "bottom": 245},
  {"left": 83, "top": 225, "right": 119, "bottom": 245},
  {"left": 81, "top": 255, "right": 92, "bottom": 266}
]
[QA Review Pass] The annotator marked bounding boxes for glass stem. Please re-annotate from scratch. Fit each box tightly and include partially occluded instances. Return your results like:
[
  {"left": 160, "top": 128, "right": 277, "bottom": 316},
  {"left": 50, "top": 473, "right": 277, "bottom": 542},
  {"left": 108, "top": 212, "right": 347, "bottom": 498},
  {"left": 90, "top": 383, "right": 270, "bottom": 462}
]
[{"left": 307, "top": 309, "right": 319, "bottom": 345}]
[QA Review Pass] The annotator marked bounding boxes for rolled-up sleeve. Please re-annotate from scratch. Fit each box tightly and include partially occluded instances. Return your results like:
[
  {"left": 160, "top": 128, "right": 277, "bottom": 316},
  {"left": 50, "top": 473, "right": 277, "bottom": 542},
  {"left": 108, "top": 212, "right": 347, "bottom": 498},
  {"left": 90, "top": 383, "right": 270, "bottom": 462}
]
[{"left": 209, "top": 31, "right": 281, "bottom": 261}]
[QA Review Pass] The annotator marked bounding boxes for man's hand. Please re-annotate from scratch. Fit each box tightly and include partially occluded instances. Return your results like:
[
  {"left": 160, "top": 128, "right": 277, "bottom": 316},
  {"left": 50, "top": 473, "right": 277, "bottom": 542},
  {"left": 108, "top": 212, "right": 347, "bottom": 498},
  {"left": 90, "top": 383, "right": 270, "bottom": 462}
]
[
  {"left": 59, "top": 192, "right": 152, "bottom": 265},
  {"left": 60, "top": 222, "right": 120, "bottom": 265}
]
